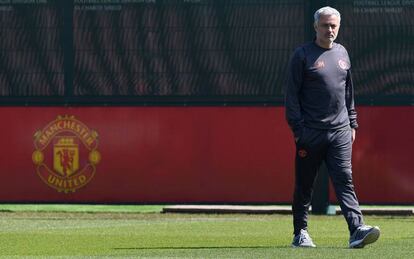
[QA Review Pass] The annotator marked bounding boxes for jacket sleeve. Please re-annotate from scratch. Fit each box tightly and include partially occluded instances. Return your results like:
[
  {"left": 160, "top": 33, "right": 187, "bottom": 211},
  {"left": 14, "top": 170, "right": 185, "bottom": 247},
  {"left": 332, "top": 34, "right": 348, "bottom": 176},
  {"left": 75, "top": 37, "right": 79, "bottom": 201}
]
[
  {"left": 345, "top": 69, "right": 358, "bottom": 129},
  {"left": 285, "top": 48, "right": 305, "bottom": 138}
]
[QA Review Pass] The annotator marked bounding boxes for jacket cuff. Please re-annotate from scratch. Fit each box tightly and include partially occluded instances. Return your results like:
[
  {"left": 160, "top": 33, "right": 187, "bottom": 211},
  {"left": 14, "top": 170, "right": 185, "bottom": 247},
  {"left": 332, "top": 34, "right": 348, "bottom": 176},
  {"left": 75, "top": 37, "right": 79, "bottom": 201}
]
[
  {"left": 350, "top": 121, "right": 358, "bottom": 129},
  {"left": 293, "top": 127, "right": 303, "bottom": 139}
]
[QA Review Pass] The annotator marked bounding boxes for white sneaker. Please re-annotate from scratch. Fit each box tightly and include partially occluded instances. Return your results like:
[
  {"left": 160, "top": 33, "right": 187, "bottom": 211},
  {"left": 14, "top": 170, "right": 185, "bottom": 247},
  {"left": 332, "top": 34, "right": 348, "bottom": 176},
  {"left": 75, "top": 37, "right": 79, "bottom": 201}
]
[{"left": 292, "top": 229, "right": 316, "bottom": 248}]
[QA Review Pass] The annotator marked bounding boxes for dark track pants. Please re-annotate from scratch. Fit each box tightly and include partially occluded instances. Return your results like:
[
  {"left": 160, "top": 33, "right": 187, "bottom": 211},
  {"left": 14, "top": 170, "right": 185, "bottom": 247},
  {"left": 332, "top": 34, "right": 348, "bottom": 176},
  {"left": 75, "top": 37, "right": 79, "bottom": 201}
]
[{"left": 292, "top": 126, "right": 364, "bottom": 235}]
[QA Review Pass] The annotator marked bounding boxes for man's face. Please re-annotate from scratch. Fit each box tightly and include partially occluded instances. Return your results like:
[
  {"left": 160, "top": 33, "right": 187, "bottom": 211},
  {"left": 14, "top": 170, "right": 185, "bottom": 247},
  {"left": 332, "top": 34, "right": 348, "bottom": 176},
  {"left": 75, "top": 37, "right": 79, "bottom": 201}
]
[{"left": 314, "top": 14, "right": 340, "bottom": 46}]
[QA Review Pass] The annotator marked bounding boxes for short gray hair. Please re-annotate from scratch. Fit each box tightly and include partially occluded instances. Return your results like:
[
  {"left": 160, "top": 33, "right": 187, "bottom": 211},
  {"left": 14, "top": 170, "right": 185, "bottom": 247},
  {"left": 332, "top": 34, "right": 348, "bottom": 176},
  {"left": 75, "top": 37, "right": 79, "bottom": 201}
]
[{"left": 314, "top": 6, "right": 341, "bottom": 25}]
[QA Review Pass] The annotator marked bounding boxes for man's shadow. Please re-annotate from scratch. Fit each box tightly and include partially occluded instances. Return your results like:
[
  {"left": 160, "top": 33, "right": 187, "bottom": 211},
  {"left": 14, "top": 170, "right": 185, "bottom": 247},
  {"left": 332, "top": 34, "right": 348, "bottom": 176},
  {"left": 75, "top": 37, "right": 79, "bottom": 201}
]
[{"left": 113, "top": 245, "right": 288, "bottom": 250}]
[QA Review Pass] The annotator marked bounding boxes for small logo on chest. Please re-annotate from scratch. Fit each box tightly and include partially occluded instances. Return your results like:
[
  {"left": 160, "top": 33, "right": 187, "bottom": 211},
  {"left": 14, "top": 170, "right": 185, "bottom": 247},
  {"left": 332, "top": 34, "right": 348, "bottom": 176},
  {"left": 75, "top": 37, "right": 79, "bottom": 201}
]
[
  {"left": 313, "top": 60, "right": 325, "bottom": 69},
  {"left": 338, "top": 59, "right": 349, "bottom": 70}
]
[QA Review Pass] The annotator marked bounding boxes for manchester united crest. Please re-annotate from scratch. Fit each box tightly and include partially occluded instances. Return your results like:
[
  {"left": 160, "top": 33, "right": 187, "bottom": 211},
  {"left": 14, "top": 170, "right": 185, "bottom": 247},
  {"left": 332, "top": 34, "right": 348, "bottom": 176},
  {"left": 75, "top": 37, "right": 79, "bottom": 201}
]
[
  {"left": 32, "top": 115, "right": 100, "bottom": 193},
  {"left": 338, "top": 59, "right": 349, "bottom": 70}
]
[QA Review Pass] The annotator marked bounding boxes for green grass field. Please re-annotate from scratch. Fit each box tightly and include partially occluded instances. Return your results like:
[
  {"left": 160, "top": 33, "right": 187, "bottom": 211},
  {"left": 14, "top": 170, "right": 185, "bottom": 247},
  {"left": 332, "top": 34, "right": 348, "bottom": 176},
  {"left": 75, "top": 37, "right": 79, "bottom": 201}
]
[{"left": 0, "top": 205, "right": 413, "bottom": 258}]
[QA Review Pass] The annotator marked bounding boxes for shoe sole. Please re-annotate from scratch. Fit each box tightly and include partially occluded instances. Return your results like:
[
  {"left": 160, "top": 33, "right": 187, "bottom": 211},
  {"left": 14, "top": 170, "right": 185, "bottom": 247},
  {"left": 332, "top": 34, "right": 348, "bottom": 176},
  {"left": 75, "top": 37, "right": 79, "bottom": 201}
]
[{"left": 349, "top": 227, "right": 380, "bottom": 248}]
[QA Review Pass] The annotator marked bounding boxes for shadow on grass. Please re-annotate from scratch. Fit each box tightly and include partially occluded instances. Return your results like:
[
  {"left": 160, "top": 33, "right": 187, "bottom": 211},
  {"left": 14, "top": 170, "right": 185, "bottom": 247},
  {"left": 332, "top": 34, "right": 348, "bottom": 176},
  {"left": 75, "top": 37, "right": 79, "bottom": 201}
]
[
  {"left": 113, "top": 245, "right": 354, "bottom": 250},
  {"left": 113, "top": 245, "right": 289, "bottom": 250}
]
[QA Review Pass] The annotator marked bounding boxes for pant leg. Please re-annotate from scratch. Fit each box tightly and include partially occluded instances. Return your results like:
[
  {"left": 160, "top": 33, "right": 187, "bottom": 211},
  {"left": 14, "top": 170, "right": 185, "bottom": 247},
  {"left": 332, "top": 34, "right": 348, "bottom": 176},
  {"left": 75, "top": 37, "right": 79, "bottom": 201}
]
[
  {"left": 292, "top": 127, "right": 325, "bottom": 235},
  {"left": 325, "top": 128, "right": 364, "bottom": 235}
]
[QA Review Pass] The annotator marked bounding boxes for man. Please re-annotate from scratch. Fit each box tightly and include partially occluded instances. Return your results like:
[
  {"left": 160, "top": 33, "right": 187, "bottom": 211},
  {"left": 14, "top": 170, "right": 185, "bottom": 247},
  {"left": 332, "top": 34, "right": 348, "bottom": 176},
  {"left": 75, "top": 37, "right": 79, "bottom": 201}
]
[{"left": 285, "top": 6, "right": 380, "bottom": 248}]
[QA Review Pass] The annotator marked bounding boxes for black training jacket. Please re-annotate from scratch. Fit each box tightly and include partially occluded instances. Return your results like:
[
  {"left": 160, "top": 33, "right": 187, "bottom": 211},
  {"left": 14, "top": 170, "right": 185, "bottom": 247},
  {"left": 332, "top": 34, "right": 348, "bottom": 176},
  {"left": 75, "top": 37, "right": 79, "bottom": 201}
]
[{"left": 285, "top": 41, "right": 358, "bottom": 139}]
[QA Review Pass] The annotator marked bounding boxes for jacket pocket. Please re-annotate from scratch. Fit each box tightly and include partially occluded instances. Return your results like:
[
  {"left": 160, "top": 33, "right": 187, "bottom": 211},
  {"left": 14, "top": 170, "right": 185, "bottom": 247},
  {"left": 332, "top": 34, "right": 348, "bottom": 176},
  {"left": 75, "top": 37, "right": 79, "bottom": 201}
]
[{"left": 296, "top": 127, "right": 307, "bottom": 146}]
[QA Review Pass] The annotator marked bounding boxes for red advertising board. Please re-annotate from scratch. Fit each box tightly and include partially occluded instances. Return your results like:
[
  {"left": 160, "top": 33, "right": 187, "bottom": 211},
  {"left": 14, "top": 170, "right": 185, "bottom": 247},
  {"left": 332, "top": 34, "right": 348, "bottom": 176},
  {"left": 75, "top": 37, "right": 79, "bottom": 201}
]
[
  {"left": 344, "top": 106, "right": 414, "bottom": 204},
  {"left": 0, "top": 106, "right": 412, "bottom": 204}
]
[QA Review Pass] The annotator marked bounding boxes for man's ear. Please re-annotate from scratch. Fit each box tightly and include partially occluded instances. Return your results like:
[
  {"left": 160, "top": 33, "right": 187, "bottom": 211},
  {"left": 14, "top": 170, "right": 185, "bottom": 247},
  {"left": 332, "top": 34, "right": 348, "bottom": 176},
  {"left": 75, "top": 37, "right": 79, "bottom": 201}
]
[{"left": 313, "top": 22, "right": 318, "bottom": 32}]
